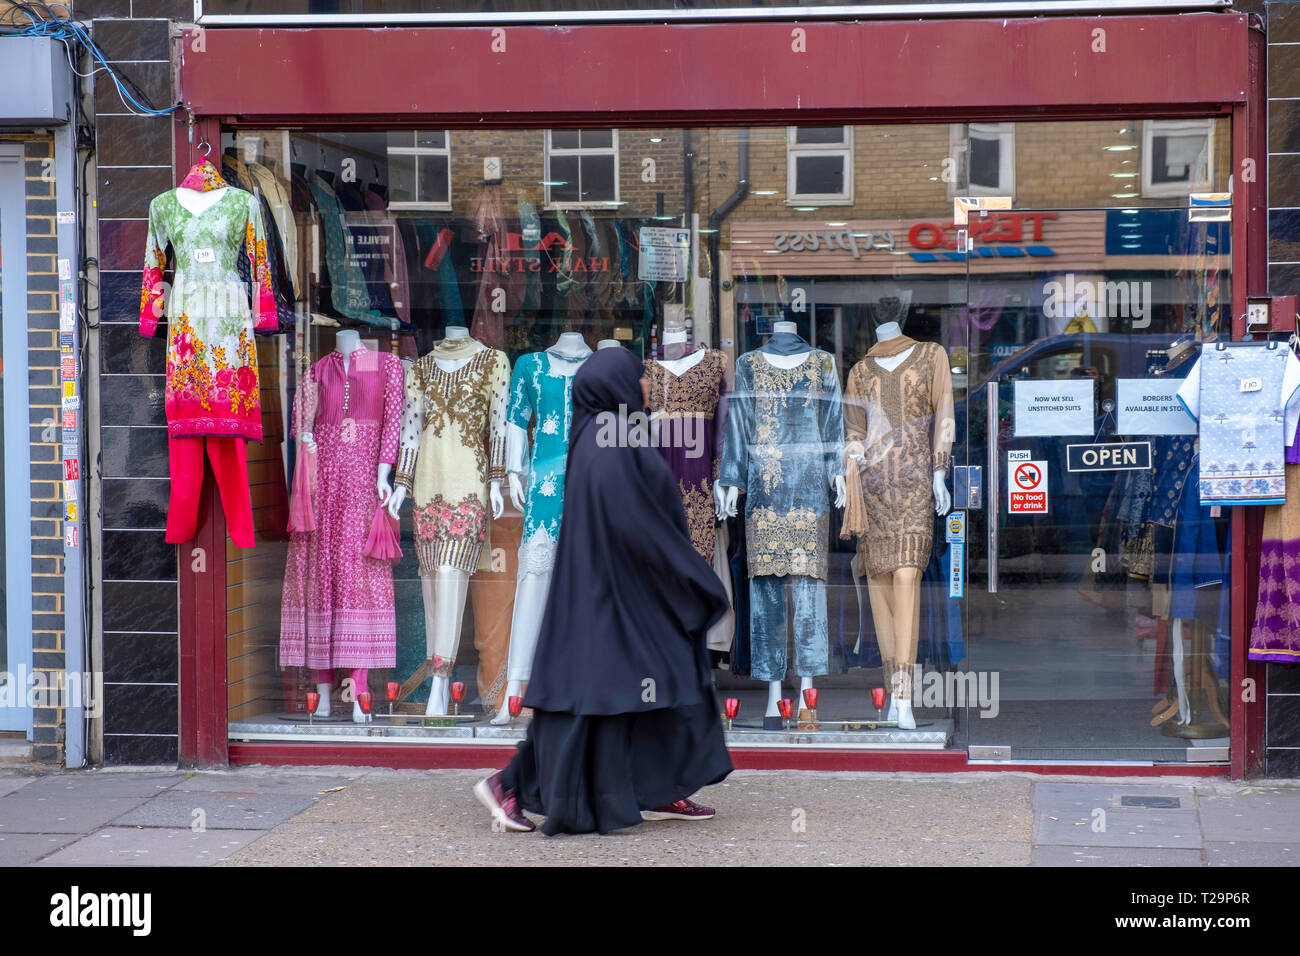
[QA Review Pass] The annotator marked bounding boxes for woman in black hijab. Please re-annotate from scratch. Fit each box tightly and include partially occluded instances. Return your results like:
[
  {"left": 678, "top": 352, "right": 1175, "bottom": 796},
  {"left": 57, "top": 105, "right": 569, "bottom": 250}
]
[{"left": 474, "top": 346, "right": 733, "bottom": 835}]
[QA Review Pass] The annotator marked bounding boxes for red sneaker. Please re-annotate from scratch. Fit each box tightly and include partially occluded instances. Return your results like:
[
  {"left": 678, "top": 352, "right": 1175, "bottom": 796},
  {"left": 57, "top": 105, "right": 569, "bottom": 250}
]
[
  {"left": 473, "top": 771, "right": 536, "bottom": 832},
  {"left": 642, "top": 798, "right": 716, "bottom": 821}
]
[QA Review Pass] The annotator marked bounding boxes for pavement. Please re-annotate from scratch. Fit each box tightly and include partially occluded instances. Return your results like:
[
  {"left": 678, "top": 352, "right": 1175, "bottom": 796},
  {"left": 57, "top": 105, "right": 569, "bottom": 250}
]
[{"left": 0, "top": 765, "right": 1297, "bottom": 866}]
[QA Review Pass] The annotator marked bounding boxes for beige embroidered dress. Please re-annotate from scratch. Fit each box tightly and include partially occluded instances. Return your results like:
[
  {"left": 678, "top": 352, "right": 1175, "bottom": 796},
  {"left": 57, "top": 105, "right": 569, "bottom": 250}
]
[
  {"left": 396, "top": 337, "right": 511, "bottom": 575},
  {"left": 842, "top": 336, "right": 955, "bottom": 576}
]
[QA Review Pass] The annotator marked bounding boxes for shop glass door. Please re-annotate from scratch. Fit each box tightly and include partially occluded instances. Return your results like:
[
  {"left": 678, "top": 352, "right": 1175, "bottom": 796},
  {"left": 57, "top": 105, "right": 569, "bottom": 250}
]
[
  {"left": 0, "top": 145, "right": 24, "bottom": 733},
  {"left": 962, "top": 205, "right": 1232, "bottom": 762}
]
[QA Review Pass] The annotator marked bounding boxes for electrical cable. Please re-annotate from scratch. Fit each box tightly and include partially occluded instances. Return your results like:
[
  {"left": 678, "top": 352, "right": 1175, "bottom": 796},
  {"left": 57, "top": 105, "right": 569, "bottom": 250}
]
[{"left": 1, "top": 4, "right": 179, "bottom": 116}]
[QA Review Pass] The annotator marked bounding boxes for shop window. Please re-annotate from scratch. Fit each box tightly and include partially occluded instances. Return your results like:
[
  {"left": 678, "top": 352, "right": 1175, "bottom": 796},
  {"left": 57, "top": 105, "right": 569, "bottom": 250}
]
[
  {"left": 1141, "top": 119, "right": 1213, "bottom": 198},
  {"left": 387, "top": 130, "right": 452, "bottom": 210},
  {"left": 948, "top": 123, "right": 1015, "bottom": 197},
  {"left": 786, "top": 126, "right": 853, "bottom": 205},
  {"left": 545, "top": 129, "right": 619, "bottom": 207}
]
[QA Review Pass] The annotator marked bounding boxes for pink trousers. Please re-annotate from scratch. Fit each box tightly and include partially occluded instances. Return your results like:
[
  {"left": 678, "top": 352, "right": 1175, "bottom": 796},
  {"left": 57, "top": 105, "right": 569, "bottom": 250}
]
[{"left": 166, "top": 436, "right": 255, "bottom": 549}]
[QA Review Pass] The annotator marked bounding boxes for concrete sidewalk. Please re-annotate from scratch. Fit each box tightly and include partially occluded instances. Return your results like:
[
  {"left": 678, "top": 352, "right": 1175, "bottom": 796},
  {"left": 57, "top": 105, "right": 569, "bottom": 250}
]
[{"left": 0, "top": 765, "right": 1297, "bottom": 866}]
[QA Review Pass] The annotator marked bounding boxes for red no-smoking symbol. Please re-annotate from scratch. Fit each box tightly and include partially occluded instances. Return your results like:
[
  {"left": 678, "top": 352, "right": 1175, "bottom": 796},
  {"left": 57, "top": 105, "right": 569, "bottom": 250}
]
[{"left": 1014, "top": 463, "right": 1041, "bottom": 490}]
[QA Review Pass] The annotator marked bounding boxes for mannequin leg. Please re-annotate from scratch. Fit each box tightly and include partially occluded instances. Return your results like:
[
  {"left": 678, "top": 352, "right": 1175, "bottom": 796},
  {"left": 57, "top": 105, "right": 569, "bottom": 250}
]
[
  {"left": 350, "top": 667, "right": 368, "bottom": 723},
  {"left": 423, "top": 567, "right": 471, "bottom": 716},
  {"left": 491, "top": 569, "right": 551, "bottom": 724},
  {"left": 868, "top": 572, "right": 899, "bottom": 719},
  {"left": 1171, "top": 619, "right": 1189, "bottom": 724},
  {"left": 891, "top": 568, "right": 923, "bottom": 730},
  {"left": 766, "top": 681, "right": 783, "bottom": 718},
  {"left": 311, "top": 668, "right": 332, "bottom": 718}
]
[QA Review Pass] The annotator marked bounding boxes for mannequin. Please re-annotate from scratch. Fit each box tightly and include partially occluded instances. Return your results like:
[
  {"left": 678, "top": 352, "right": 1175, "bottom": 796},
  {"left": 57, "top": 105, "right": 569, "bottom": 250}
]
[
  {"left": 284, "top": 328, "right": 404, "bottom": 723},
  {"left": 842, "top": 320, "right": 953, "bottom": 730},
  {"left": 645, "top": 323, "right": 734, "bottom": 649},
  {"left": 719, "top": 321, "right": 847, "bottom": 721},
  {"left": 493, "top": 331, "right": 593, "bottom": 723},
  {"left": 597, "top": 339, "right": 622, "bottom": 350},
  {"left": 388, "top": 324, "right": 509, "bottom": 715}
]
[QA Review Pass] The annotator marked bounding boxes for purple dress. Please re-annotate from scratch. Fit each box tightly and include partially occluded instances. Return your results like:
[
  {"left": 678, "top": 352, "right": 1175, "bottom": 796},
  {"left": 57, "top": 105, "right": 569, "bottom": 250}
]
[
  {"left": 280, "top": 346, "right": 404, "bottom": 669},
  {"left": 1250, "top": 420, "right": 1300, "bottom": 663},
  {"left": 644, "top": 348, "right": 729, "bottom": 561}
]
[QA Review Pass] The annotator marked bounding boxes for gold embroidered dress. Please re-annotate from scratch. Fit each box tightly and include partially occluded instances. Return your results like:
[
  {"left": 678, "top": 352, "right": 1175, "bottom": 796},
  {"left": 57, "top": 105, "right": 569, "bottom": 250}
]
[
  {"left": 644, "top": 348, "right": 729, "bottom": 561},
  {"left": 719, "top": 349, "right": 845, "bottom": 579},
  {"left": 396, "top": 337, "right": 511, "bottom": 574},
  {"left": 842, "top": 336, "right": 955, "bottom": 575}
]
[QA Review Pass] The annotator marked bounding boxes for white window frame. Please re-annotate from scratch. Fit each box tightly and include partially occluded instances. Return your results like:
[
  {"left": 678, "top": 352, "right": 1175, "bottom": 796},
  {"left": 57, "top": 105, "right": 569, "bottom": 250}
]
[
  {"left": 947, "top": 123, "right": 1015, "bottom": 199},
  {"left": 1141, "top": 119, "right": 1214, "bottom": 199},
  {"left": 786, "top": 126, "right": 854, "bottom": 206},
  {"left": 544, "top": 129, "right": 621, "bottom": 209},
  {"left": 386, "top": 130, "right": 453, "bottom": 211}
]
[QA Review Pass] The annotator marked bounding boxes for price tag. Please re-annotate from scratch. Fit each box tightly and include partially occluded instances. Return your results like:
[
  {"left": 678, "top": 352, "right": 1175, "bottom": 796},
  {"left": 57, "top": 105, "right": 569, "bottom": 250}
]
[
  {"left": 193, "top": 248, "right": 215, "bottom": 263},
  {"left": 1240, "top": 377, "right": 1262, "bottom": 393}
]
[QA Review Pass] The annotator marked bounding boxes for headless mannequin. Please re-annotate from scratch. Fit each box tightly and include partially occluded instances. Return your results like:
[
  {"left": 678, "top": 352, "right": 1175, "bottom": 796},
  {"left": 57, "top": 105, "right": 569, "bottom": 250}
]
[
  {"left": 492, "top": 331, "right": 590, "bottom": 724},
  {"left": 597, "top": 339, "right": 622, "bottom": 350},
  {"left": 301, "top": 329, "right": 396, "bottom": 722},
  {"left": 386, "top": 325, "right": 504, "bottom": 715},
  {"left": 174, "top": 185, "right": 226, "bottom": 216},
  {"left": 717, "top": 321, "right": 847, "bottom": 719},
  {"left": 854, "top": 320, "right": 951, "bottom": 730}
]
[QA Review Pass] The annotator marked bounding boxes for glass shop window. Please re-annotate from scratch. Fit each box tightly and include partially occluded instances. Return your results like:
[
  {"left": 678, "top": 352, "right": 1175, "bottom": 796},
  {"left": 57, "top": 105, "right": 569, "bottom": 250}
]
[
  {"left": 545, "top": 129, "right": 619, "bottom": 207},
  {"left": 1142, "top": 119, "right": 1213, "bottom": 198},
  {"left": 786, "top": 126, "right": 853, "bottom": 205},
  {"left": 948, "top": 122, "right": 1015, "bottom": 197},
  {"left": 387, "top": 130, "right": 452, "bottom": 209}
]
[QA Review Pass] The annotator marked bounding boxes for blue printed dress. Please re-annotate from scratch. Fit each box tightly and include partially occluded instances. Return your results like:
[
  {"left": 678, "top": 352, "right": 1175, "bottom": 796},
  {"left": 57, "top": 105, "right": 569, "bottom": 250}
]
[{"left": 507, "top": 346, "right": 591, "bottom": 576}]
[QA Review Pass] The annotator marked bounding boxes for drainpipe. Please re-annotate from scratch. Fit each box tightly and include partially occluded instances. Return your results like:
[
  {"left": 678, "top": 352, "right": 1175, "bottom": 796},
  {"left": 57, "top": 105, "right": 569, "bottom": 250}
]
[{"left": 707, "top": 128, "right": 749, "bottom": 348}]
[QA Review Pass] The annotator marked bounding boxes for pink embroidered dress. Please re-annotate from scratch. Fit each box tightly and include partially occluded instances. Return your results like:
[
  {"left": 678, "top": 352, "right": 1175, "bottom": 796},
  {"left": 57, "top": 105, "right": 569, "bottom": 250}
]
[
  {"left": 139, "top": 159, "right": 277, "bottom": 439},
  {"left": 280, "top": 345, "right": 404, "bottom": 669}
]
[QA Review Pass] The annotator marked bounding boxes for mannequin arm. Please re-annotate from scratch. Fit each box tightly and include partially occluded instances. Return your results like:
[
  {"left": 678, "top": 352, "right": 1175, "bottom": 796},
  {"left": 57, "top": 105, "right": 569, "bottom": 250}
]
[
  {"left": 377, "top": 463, "right": 394, "bottom": 505},
  {"left": 832, "top": 474, "right": 846, "bottom": 509},
  {"left": 716, "top": 483, "right": 739, "bottom": 520},
  {"left": 932, "top": 469, "right": 951, "bottom": 516},
  {"left": 490, "top": 479, "right": 504, "bottom": 519},
  {"left": 506, "top": 421, "right": 529, "bottom": 511},
  {"left": 387, "top": 484, "right": 406, "bottom": 519}
]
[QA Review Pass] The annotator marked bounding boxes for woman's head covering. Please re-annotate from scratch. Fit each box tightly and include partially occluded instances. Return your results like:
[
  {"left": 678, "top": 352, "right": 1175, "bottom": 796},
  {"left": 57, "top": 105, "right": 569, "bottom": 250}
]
[{"left": 571, "top": 346, "right": 644, "bottom": 430}]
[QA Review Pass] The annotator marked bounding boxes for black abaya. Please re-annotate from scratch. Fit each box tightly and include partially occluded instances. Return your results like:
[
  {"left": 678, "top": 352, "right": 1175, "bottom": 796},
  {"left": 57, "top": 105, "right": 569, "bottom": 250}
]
[{"left": 501, "top": 347, "right": 733, "bottom": 835}]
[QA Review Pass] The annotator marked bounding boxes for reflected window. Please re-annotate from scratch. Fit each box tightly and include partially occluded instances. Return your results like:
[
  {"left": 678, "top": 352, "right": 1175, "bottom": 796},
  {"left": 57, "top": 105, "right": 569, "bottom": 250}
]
[
  {"left": 386, "top": 130, "right": 451, "bottom": 209},
  {"left": 949, "top": 123, "right": 1015, "bottom": 197},
  {"left": 786, "top": 126, "right": 852, "bottom": 205},
  {"left": 545, "top": 129, "right": 619, "bottom": 207},
  {"left": 1142, "top": 119, "right": 1213, "bottom": 198}
]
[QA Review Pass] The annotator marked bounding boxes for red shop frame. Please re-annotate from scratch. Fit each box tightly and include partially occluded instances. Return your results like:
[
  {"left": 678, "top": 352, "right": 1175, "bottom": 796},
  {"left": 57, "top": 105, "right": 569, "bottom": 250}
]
[{"left": 173, "top": 13, "right": 1265, "bottom": 774}]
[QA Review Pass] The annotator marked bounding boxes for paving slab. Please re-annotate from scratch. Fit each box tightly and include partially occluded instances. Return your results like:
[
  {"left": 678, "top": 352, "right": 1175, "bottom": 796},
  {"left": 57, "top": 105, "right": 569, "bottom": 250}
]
[
  {"left": 0, "top": 832, "right": 79, "bottom": 866},
  {"left": 1032, "top": 808, "right": 1203, "bottom": 849},
  {"left": 0, "top": 795, "right": 154, "bottom": 834},
  {"left": 1197, "top": 791, "right": 1300, "bottom": 842},
  {"left": 0, "top": 776, "right": 36, "bottom": 798},
  {"left": 110, "top": 790, "right": 319, "bottom": 830},
  {"left": 1203, "top": 842, "right": 1299, "bottom": 866},
  {"left": 5, "top": 773, "right": 183, "bottom": 800},
  {"left": 37, "top": 827, "right": 265, "bottom": 866},
  {"left": 1031, "top": 781, "right": 1198, "bottom": 813},
  {"left": 1031, "top": 845, "right": 1203, "bottom": 867},
  {"left": 171, "top": 767, "right": 371, "bottom": 794}
]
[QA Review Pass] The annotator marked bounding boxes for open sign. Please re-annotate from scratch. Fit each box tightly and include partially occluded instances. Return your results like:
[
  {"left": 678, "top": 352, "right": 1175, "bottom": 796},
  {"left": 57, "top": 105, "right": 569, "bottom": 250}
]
[{"left": 1066, "top": 442, "right": 1153, "bottom": 473}]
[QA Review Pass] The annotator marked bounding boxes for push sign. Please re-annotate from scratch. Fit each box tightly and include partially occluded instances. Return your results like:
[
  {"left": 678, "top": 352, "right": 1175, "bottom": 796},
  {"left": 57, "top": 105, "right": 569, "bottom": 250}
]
[{"left": 1007, "top": 451, "right": 1048, "bottom": 514}]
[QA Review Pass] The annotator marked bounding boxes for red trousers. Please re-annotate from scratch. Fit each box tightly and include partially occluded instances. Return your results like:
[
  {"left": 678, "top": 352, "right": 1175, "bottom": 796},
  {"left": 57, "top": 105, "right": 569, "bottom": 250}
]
[{"left": 166, "top": 436, "right": 255, "bottom": 549}]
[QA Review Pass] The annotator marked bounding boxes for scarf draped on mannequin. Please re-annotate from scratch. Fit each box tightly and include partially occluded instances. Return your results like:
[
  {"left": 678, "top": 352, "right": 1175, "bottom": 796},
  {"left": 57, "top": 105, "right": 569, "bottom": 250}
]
[{"left": 759, "top": 330, "right": 813, "bottom": 355}]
